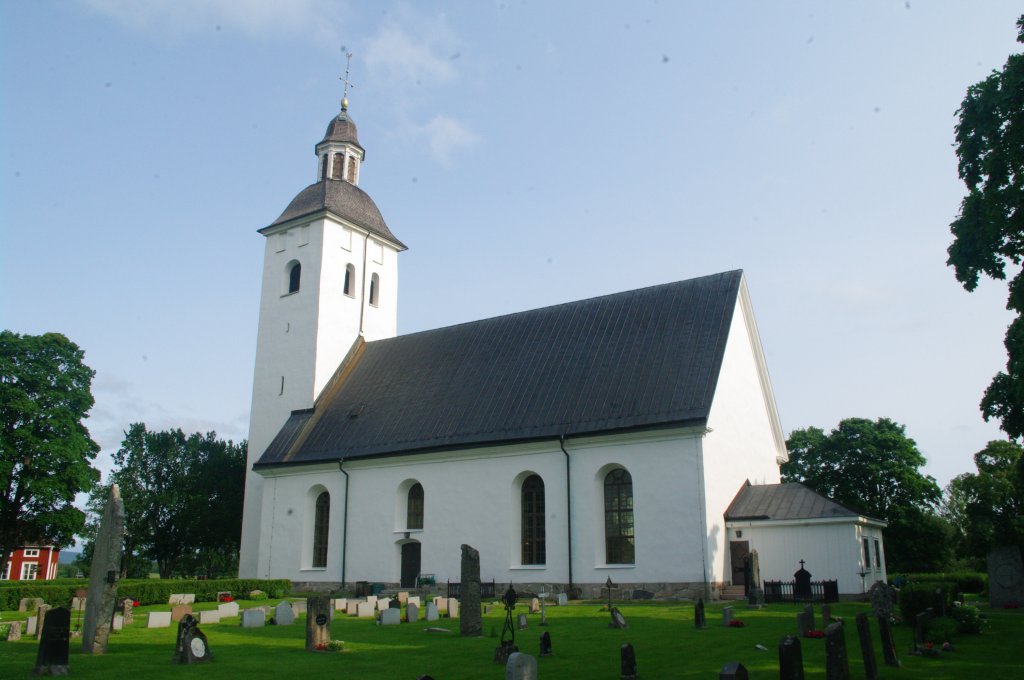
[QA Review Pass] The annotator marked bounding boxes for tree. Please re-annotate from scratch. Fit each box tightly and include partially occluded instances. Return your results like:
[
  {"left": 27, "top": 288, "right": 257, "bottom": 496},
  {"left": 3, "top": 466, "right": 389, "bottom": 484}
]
[
  {"left": 947, "top": 15, "right": 1024, "bottom": 437},
  {"left": 782, "top": 417, "right": 947, "bottom": 572},
  {"left": 0, "top": 331, "right": 100, "bottom": 579},
  {"left": 97, "top": 423, "right": 245, "bottom": 578},
  {"left": 944, "top": 440, "right": 1024, "bottom": 563}
]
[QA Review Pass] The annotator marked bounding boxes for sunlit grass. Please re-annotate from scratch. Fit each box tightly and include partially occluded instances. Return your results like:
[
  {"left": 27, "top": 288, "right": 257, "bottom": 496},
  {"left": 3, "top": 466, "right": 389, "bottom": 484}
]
[{"left": 1, "top": 598, "right": 1019, "bottom": 679}]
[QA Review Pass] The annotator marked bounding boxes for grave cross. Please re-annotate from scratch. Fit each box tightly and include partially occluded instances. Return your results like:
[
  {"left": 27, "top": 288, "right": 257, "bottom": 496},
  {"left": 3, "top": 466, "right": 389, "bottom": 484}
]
[{"left": 605, "top": 576, "right": 615, "bottom": 611}]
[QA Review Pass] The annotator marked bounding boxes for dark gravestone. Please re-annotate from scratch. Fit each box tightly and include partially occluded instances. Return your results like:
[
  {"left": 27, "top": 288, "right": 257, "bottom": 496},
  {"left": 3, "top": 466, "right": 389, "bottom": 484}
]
[
  {"left": 83, "top": 484, "right": 125, "bottom": 654},
  {"left": 539, "top": 631, "right": 552, "bottom": 657},
  {"left": 855, "top": 613, "right": 878, "bottom": 680},
  {"left": 620, "top": 643, "right": 638, "bottom": 680},
  {"left": 796, "top": 611, "right": 811, "bottom": 637},
  {"left": 389, "top": 599, "right": 401, "bottom": 609},
  {"left": 821, "top": 604, "right": 831, "bottom": 624},
  {"left": 609, "top": 606, "right": 628, "bottom": 629},
  {"left": 824, "top": 622, "right": 849, "bottom": 680},
  {"left": 695, "top": 598, "right": 706, "bottom": 629},
  {"left": 912, "top": 612, "right": 929, "bottom": 653},
  {"left": 779, "top": 634, "right": 805, "bottom": 680},
  {"left": 171, "top": 615, "right": 212, "bottom": 664},
  {"left": 803, "top": 604, "right": 816, "bottom": 630},
  {"left": 794, "top": 561, "right": 813, "bottom": 600},
  {"left": 719, "top": 662, "right": 749, "bottom": 680},
  {"left": 876, "top": 615, "right": 900, "bottom": 667},
  {"left": 459, "top": 544, "right": 483, "bottom": 637},
  {"left": 33, "top": 606, "right": 70, "bottom": 676},
  {"left": 987, "top": 545, "right": 1024, "bottom": 607},
  {"left": 305, "top": 596, "right": 331, "bottom": 651},
  {"left": 932, "top": 587, "right": 946, "bottom": 617}
]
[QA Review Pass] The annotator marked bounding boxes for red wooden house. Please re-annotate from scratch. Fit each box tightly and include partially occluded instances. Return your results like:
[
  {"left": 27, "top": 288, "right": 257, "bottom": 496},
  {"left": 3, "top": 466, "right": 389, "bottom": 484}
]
[{"left": 1, "top": 546, "right": 60, "bottom": 580}]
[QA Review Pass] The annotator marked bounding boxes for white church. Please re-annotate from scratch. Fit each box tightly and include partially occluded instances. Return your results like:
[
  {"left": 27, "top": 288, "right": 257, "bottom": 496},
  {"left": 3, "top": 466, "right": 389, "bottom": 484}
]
[{"left": 237, "top": 96, "right": 887, "bottom": 599}]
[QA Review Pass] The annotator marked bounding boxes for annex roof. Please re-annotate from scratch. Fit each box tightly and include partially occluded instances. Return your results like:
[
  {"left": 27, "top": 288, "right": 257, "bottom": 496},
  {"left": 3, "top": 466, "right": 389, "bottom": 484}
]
[
  {"left": 725, "top": 481, "right": 882, "bottom": 523},
  {"left": 255, "top": 269, "right": 744, "bottom": 468}
]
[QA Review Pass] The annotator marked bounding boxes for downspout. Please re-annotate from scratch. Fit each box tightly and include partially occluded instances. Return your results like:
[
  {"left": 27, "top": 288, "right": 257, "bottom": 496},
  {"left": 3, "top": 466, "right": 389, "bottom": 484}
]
[
  {"left": 559, "top": 435, "right": 574, "bottom": 593},
  {"left": 338, "top": 459, "right": 350, "bottom": 587}
]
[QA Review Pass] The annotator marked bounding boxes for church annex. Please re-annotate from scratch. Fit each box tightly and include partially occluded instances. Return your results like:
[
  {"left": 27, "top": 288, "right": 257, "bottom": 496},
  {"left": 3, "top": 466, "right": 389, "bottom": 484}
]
[{"left": 238, "top": 97, "right": 882, "bottom": 598}]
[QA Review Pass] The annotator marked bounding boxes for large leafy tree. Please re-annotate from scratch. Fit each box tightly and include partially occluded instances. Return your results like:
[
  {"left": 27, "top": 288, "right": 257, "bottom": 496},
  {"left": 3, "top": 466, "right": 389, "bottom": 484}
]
[
  {"left": 97, "top": 423, "right": 245, "bottom": 578},
  {"left": 782, "top": 417, "right": 948, "bottom": 572},
  {"left": 944, "top": 440, "right": 1024, "bottom": 563},
  {"left": 0, "top": 331, "right": 100, "bottom": 577},
  {"left": 947, "top": 15, "right": 1024, "bottom": 437}
]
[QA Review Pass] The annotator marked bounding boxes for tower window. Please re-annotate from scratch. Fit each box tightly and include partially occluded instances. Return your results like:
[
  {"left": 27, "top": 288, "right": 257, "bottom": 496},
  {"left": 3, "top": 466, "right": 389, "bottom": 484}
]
[
  {"left": 347, "top": 157, "right": 358, "bottom": 183},
  {"left": 369, "top": 273, "right": 379, "bottom": 307},
  {"left": 332, "top": 153, "right": 344, "bottom": 180},
  {"left": 321, "top": 154, "right": 330, "bottom": 181},
  {"left": 407, "top": 483, "right": 424, "bottom": 530},
  {"left": 287, "top": 261, "right": 301, "bottom": 294},
  {"left": 343, "top": 264, "right": 355, "bottom": 297}
]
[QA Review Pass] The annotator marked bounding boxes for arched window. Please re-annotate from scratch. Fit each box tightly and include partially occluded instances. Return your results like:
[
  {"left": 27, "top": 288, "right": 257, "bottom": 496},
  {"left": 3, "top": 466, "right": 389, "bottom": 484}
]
[
  {"left": 347, "top": 157, "right": 358, "bottom": 183},
  {"left": 312, "top": 491, "right": 330, "bottom": 568},
  {"left": 604, "top": 468, "right": 634, "bottom": 564},
  {"left": 407, "top": 483, "right": 424, "bottom": 530},
  {"left": 287, "top": 261, "right": 301, "bottom": 294},
  {"left": 521, "top": 475, "right": 545, "bottom": 565},
  {"left": 343, "top": 263, "right": 355, "bottom": 297},
  {"left": 369, "top": 273, "right": 379, "bottom": 307},
  {"left": 320, "top": 154, "right": 329, "bottom": 181},
  {"left": 332, "top": 152, "right": 344, "bottom": 180}
]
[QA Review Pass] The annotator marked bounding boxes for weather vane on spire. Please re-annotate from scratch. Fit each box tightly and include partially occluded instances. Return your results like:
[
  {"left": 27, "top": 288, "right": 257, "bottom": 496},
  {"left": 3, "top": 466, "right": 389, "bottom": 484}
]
[{"left": 339, "top": 49, "right": 354, "bottom": 112}]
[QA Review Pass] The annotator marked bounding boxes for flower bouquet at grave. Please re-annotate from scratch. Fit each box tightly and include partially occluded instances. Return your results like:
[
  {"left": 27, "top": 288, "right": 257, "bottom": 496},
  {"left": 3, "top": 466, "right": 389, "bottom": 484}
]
[
  {"left": 728, "top": 619, "right": 745, "bottom": 628},
  {"left": 803, "top": 630, "right": 825, "bottom": 639},
  {"left": 942, "top": 642, "right": 953, "bottom": 652},
  {"left": 921, "top": 641, "right": 940, "bottom": 658}
]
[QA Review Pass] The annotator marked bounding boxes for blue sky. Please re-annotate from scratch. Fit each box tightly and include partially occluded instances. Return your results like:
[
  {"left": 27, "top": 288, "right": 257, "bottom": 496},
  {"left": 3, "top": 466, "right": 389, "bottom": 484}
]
[{"left": 2, "top": 1, "right": 1021, "bottom": 498}]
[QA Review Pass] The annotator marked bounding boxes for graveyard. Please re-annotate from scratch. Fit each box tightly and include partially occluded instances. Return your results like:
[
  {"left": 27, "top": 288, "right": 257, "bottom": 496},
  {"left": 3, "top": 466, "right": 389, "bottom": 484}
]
[{"left": 1, "top": 593, "right": 1020, "bottom": 679}]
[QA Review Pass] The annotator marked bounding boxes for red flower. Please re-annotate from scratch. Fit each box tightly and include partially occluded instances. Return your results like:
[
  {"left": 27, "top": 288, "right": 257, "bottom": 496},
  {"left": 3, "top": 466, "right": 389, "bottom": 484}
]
[
  {"left": 1004, "top": 603, "right": 1020, "bottom": 609},
  {"left": 133, "top": 601, "right": 140, "bottom": 607},
  {"left": 925, "top": 642, "right": 934, "bottom": 650},
  {"left": 804, "top": 630, "right": 825, "bottom": 638},
  {"left": 728, "top": 619, "right": 745, "bottom": 627}
]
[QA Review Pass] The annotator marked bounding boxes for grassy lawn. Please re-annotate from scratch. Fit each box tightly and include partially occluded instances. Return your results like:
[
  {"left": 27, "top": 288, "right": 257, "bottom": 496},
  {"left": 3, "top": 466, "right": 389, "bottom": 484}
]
[{"left": 1, "top": 599, "right": 1020, "bottom": 679}]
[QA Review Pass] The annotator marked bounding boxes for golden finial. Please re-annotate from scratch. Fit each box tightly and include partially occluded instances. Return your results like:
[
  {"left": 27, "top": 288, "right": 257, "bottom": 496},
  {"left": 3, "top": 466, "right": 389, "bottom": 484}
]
[{"left": 339, "top": 50, "right": 354, "bottom": 112}]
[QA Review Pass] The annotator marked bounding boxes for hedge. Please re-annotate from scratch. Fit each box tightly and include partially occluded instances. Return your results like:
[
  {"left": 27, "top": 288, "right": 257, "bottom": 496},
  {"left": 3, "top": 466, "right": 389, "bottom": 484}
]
[
  {"left": 888, "top": 572, "right": 987, "bottom": 594},
  {"left": 0, "top": 578, "right": 291, "bottom": 611}
]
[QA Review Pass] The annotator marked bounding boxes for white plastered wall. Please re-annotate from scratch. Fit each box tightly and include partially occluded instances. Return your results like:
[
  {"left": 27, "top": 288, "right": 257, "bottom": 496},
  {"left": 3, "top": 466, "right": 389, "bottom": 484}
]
[{"left": 701, "top": 276, "right": 786, "bottom": 587}]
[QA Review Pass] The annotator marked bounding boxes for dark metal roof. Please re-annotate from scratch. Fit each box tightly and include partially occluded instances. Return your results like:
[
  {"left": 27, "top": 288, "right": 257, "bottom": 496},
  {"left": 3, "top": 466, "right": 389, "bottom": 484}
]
[
  {"left": 263, "top": 179, "right": 406, "bottom": 249},
  {"left": 725, "top": 482, "right": 876, "bottom": 522},
  {"left": 319, "top": 111, "right": 363, "bottom": 152},
  {"left": 255, "top": 270, "right": 743, "bottom": 468}
]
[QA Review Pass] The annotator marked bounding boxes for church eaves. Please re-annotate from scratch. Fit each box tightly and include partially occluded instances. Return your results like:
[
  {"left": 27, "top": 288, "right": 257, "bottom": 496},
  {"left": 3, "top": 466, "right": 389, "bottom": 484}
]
[{"left": 254, "top": 269, "right": 743, "bottom": 468}]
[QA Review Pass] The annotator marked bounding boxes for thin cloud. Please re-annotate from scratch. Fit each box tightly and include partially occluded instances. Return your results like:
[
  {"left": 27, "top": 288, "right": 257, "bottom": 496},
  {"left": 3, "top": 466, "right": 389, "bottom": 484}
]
[
  {"left": 414, "top": 115, "right": 479, "bottom": 165},
  {"left": 363, "top": 14, "right": 458, "bottom": 88}
]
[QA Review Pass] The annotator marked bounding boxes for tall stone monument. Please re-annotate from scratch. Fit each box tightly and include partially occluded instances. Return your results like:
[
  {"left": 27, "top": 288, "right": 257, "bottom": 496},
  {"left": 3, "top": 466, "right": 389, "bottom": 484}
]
[
  {"left": 460, "top": 544, "right": 483, "bottom": 637},
  {"left": 82, "top": 484, "right": 125, "bottom": 654},
  {"left": 987, "top": 545, "right": 1024, "bottom": 607}
]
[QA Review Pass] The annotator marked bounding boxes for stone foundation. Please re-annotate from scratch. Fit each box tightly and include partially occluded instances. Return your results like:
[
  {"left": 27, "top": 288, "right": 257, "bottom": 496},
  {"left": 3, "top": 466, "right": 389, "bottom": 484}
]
[{"left": 292, "top": 581, "right": 718, "bottom": 601}]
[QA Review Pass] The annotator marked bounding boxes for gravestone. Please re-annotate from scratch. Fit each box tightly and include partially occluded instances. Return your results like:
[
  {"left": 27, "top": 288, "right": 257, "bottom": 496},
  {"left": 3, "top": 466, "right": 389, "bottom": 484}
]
[
  {"left": 695, "top": 597, "right": 706, "bottom": 629},
  {"left": 797, "top": 612, "right": 811, "bottom": 637},
  {"left": 506, "top": 652, "right": 538, "bottom": 680},
  {"left": 346, "top": 600, "right": 360, "bottom": 616},
  {"left": 36, "top": 604, "right": 51, "bottom": 640},
  {"left": 822, "top": 604, "right": 832, "bottom": 624},
  {"left": 436, "top": 597, "right": 448, "bottom": 615},
  {"left": 987, "top": 545, "right": 1024, "bottom": 607},
  {"left": 71, "top": 597, "right": 86, "bottom": 610},
  {"left": 148, "top": 611, "right": 172, "bottom": 628},
  {"left": 26, "top": 616, "right": 38, "bottom": 636},
  {"left": 747, "top": 587, "right": 765, "bottom": 607},
  {"left": 867, "top": 581, "right": 895, "bottom": 619},
  {"left": 381, "top": 608, "right": 401, "bottom": 625},
  {"left": 182, "top": 594, "right": 196, "bottom": 604},
  {"left": 171, "top": 605, "right": 192, "bottom": 622},
  {"left": 19, "top": 597, "right": 44, "bottom": 612},
  {"left": 540, "top": 599, "right": 547, "bottom": 626},
  {"left": 171, "top": 615, "right": 211, "bottom": 664},
  {"left": 292, "top": 600, "right": 308, "bottom": 616},
  {"left": 240, "top": 609, "right": 265, "bottom": 628},
  {"left": 366, "top": 595, "right": 378, "bottom": 607},
  {"left": 539, "top": 631, "right": 552, "bottom": 657},
  {"left": 610, "top": 606, "right": 628, "bottom": 629},
  {"left": 408, "top": 596, "right": 421, "bottom": 607},
  {"left": 778, "top": 634, "right": 804, "bottom": 680},
  {"left": 913, "top": 612, "right": 929, "bottom": 652},
  {"left": 517, "top": 613, "right": 528, "bottom": 630},
  {"left": 794, "top": 561, "right": 813, "bottom": 600},
  {"left": 460, "top": 544, "right": 483, "bottom": 636},
  {"left": 333, "top": 598, "right": 348, "bottom": 611},
  {"left": 855, "top": 613, "right": 878, "bottom": 680},
  {"left": 749, "top": 549, "right": 761, "bottom": 590},
  {"left": 377, "top": 598, "right": 391, "bottom": 612},
  {"left": 112, "top": 614, "right": 123, "bottom": 631},
  {"left": 218, "top": 601, "right": 239, "bottom": 618},
  {"left": 121, "top": 599, "right": 134, "bottom": 626},
  {"left": 305, "top": 596, "right": 331, "bottom": 651},
  {"left": 425, "top": 602, "right": 440, "bottom": 622},
  {"left": 357, "top": 602, "right": 375, "bottom": 618},
  {"left": 494, "top": 584, "right": 519, "bottom": 665},
  {"left": 388, "top": 599, "right": 401, "bottom": 609},
  {"left": 530, "top": 598, "right": 540, "bottom": 614},
  {"left": 407, "top": 603, "right": 419, "bottom": 622},
  {"left": 721, "top": 605, "right": 734, "bottom": 627},
  {"left": 448, "top": 598, "right": 460, "bottom": 619},
  {"left": 719, "top": 662, "right": 749, "bottom": 680},
  {"left": 803, "top": 604, "right": 816, "bottom": 630},
  {"left": 169, "top": 594, "right": 186, "bottom": 605},
  {"left": 557, "top": 593, "right": 568, "bottom": 606},
  {"left": 82, "top": 484, "right": 125, "bottom": 655},
  {"left": 876, "top": 614, "right": 900, "bottom": 667},
  {"left": 398, "top": 591, "right": 409, "bottom": 604},
  {"left": 198, "top": 610, "right": 220, "bottom": 625},
  {"left": 274, "top": 601, "right": 295, "bottom": 625},
  {"left": 485, "top": 604, "right": 494, "bottom": 614},
  {"left": 824, "top": 622, "right": 849, "bottom": 680},
  {"left": 932, "top": 587, "right": 947, "bottom": 617},
  {"left": 620, "top": 643, "right": 638, "bottom": 680},
  {"left": 7, "top": 620, "right": 22, "bottom": 641},
  {"left": 33, "top": 606, "right": 70, "bottom": 676}
]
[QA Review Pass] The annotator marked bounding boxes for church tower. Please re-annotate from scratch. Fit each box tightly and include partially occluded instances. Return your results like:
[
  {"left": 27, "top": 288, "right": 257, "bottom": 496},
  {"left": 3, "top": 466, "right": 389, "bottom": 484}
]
[{"left": 238, "top": 94, "right": 407, "bottom": 578}]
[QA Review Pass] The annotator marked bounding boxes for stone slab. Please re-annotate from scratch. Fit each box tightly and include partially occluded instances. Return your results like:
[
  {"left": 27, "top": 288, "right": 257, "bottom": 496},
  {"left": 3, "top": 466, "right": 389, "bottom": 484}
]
[
  {"left": 218, "top": 601, "right": 240, "bottom": 618},
  {"left": 357, "top": 602, "right": 375, "bottom": 618},
  {"left": 148, "top": 611, "right": 172, "bottom": 628},
  {"left": 241, "top": 609, "right": 265, "bottom": 628},
  {"left": 333, "top": 598, "right": 347, "bottom": 612},
  {"left": 198, "top": 610, "right": 221, "bottom": 625},
  {"left": 275, "top": 601, "right": 296, "bottom": 625},
  {"left": 171, "top": 604, "right": 193, "bottom": 622},
  {"left": 381, "top": 608, "right": 401, "bottom": 625}
]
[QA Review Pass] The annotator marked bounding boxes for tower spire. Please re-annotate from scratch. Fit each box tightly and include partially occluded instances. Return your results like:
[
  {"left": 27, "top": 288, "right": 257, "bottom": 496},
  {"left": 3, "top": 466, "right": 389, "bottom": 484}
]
[{"left": 339, "top": 50, "right": 355, "bottom": 112}]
